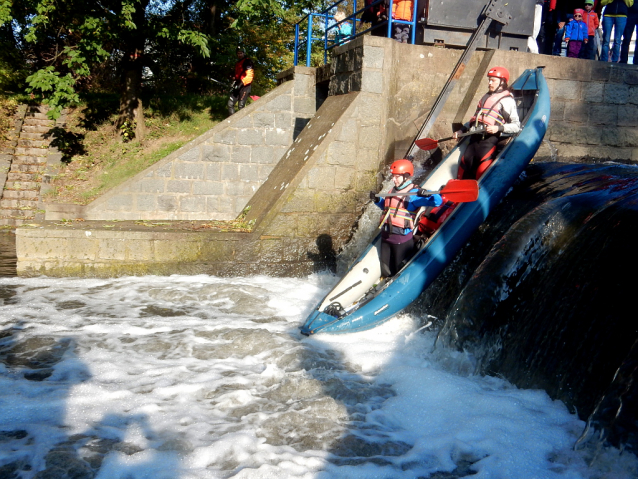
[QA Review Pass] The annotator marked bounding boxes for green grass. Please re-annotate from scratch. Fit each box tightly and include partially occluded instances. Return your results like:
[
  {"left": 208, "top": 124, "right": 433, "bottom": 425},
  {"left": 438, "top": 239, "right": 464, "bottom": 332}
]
[{"left": 49, "top": 93, "right": 230, "bottom": 205}]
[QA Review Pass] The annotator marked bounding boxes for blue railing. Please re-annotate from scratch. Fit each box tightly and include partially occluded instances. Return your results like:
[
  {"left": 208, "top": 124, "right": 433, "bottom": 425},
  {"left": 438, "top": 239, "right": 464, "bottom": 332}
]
[{"left": 294, "top": 0, "right": 418, "bottom": 66}]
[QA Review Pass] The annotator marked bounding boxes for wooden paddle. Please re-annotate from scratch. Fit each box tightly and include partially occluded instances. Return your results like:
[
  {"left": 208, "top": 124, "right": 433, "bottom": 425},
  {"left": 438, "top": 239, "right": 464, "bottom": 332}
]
[
  {"left": 415, "top": 128, "right": 486, "bottom": 151},
  {"left": 375, "top": 179, "right": 479, "bottom": 203}
]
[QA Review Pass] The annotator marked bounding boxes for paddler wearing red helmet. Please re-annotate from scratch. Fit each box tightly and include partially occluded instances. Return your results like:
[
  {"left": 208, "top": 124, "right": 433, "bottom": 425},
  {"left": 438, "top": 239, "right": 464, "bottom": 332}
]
[
  {"left": 453, "top": 66, "right": 521, "bottom": 180},
  {"left": 370, "top": 159, "right": 442, "bottom": 278}
]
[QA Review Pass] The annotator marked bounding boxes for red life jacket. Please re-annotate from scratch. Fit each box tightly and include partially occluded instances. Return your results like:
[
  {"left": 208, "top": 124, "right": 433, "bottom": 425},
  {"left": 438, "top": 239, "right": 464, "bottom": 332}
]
[
  {"left": 416, "top": 197, "right": 457, "bottom": 236},
  {"left": 470, "top": 90, "right": 513, "bottom": 127},
  {"left": 382, "top": 184, "right": 416, "bottom": 230}
]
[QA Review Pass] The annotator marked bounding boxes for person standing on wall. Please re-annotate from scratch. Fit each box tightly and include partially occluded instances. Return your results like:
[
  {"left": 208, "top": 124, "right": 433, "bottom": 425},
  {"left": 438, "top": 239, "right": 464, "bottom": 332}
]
[
  {"left": 392, "top": 0, "right": 414, "bottom": 43},
  {"left": 600, "top": 0, "right": 634, "bottom": 62},
  {"left": 528, "top": 0, "right": 545, "bottom": 53},
  {"left": 565, "top": 9, "right": 590, "bottom": 57},
  {"left": 453, "top": 67, "right": 521, "bottom": 180},
  {"left": 620, "top": 1, "right": 638, "bottom": 62},
  {"left": 228, "top": 47, "right": 254, "bottom": 116},
  {"left": 581, "top": 0, "right": 601, "bottom": 59}
]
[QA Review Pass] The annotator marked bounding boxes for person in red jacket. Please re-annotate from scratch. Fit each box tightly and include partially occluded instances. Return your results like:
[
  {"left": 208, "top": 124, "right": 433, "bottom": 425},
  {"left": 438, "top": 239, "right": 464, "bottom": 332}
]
[
  {"left": 228, "top": 48, "right": 254, "bottom": 116},
  {"left": 581, "top": 0, "right": 600, "bottom": 59}
]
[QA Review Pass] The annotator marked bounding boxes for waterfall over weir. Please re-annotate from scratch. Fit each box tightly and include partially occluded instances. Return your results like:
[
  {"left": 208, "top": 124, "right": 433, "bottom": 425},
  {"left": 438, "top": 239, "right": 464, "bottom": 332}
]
[{"left": 415, "top": 161, "right": 638, "bottom": 454}]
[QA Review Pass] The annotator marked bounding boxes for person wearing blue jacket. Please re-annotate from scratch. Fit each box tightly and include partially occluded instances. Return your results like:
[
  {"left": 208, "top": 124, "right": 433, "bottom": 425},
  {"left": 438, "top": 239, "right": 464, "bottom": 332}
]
[
  {"left": 565, "top": 9, "right": 590, "bottom": 57},
  {"left": 370, "top": 159, "right": 442, "bottom": 277}
]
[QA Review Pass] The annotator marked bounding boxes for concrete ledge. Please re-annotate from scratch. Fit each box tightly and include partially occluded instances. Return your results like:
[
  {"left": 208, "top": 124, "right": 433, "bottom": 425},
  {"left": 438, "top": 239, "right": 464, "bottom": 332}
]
[{"left": 16, "top": 221, "right": 337, "bottom": 277}]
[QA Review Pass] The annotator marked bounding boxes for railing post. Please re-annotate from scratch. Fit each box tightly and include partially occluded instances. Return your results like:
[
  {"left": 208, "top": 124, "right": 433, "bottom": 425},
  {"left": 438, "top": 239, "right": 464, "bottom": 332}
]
[
  {"left": 306, "top": 14, "right": 313, "bottom": 67},
  {"left": 353, "top": 0, "right": 357, "bottom": 36},
  {"left": 387, "top": 0, "right": 394, "bottom": 39},
  {"left": 324, "top": 13, "right": 329, "bottom": 65},
  {"left": 410, "top": 0, "right": 416, "bottom": 44},
  {"left": 294, "top": 23, "right": 299, "bottom": 65}
]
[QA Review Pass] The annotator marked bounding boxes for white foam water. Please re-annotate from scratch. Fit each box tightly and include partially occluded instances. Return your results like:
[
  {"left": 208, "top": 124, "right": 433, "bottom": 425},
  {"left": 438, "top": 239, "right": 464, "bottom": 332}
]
[{"left": 0, "top": 274, "right": 636, "bottom": 479}]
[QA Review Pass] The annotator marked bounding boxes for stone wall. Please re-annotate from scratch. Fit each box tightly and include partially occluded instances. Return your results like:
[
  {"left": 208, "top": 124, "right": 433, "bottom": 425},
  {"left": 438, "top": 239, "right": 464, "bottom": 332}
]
[
  {"left": 18, "top": 36, "right": 638, "bottom": 277},
  {"left": 45, "top": 67, "right": 319, "bottom": 221}
]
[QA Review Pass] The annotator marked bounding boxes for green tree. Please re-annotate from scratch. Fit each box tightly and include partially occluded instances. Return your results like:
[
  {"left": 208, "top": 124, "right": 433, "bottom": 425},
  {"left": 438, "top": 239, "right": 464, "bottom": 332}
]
[
  {"left": 0, "top": 0, "right": 210, "bottom": 139},
  {"left": 0, "top": 0, "right": 325, "bottom": 138}
]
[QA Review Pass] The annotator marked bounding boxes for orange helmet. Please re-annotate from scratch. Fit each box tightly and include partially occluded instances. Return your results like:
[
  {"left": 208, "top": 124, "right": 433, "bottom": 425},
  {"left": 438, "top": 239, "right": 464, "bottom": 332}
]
[
  {"left": 390, "top": 159, "right": 414, "bottom": 177},
  {"left": 487, "top": 66, "right": 510, "bottom": 83}
]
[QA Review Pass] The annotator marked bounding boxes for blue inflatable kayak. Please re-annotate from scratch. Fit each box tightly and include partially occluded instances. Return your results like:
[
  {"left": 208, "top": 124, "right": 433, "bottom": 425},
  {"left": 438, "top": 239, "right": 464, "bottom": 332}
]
[{"left": 301, "top": 67, "right": 550, "bottom": 335}]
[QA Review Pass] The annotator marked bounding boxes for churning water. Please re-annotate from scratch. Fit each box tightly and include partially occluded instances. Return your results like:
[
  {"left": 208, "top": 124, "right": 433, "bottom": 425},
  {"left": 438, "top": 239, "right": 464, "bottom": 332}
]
[{"left": 1, "top": 273, "right": 637, "bottom": 479}]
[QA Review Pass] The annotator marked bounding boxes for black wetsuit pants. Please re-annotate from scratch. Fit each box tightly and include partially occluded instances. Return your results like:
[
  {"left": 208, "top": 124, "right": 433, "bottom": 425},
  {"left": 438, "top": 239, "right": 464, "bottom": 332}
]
[
  {"left": 459, "top": 134, "right": 499, "bottom": 180},
  {"left": 228, "top": 84, "right": 251, "bottom": 116},
  {"left": 380, "top": 238, "right": 414, "bottom": 277}
]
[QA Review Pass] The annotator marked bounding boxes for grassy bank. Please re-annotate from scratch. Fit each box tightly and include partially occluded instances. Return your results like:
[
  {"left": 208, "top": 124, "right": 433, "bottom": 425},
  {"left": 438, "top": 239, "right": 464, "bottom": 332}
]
[
  {"left": 46, "top": 93, "right": 230, "bottom": 205},
  {"left": 0, "top": 95, "right": 19, "bottom": 150}
]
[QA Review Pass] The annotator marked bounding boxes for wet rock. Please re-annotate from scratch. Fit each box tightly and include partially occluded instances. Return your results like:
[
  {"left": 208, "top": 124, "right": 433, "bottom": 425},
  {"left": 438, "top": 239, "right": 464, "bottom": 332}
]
[{"left": 24, "top": 368, "right": 53, "bottom": 381}]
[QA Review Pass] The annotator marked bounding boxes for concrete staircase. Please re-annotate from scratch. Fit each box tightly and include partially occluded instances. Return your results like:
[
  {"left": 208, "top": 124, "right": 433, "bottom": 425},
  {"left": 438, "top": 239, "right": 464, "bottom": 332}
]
[{"left": 0, "top": 105, "right": 61, "bottom": 227}]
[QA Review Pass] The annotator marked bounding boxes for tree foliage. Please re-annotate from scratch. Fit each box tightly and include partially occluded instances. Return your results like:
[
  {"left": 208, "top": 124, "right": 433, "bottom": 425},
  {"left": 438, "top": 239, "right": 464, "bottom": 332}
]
[{"left": 0, "top": 0, "right": 324, "bottom": 137}]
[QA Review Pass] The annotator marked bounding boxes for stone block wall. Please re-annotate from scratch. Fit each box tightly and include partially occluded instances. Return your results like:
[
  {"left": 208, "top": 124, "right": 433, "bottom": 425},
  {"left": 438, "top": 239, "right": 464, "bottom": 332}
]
[
  {"left": 47, "top": 67, "right": 319, "bottom": 221},
  {"left": 19, "top": 37, "right": 638, "bottom": 277}
]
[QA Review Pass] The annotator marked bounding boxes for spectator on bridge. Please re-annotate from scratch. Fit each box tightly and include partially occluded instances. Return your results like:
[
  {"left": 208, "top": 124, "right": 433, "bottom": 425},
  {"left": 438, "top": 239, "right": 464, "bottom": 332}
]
[
  {"left": 565, "top": 9, "right": 589, "bottom": 56},
  {"left": 453, "top": 67, "right": 520, "bottom": 180},
  {"left": 600, "top": 0, "right": 634, "bottom": 62},
  {"left": 228, "top": 47, "right": 254, "bottom": 116},
  {"left": 391, "top": 0, "right": 414, "bottom": 43},
  {"left": 361, "top": 0, "right": 389, "bottom": 37},
  {"left": 333, "top": 10, "right": 352, "bottom": 45},
  {"left": 620, "top": 2, "right": 638, "bottom": 62},
  {"left": 581, "top": 0, "right": 601, "bottom": 59}
]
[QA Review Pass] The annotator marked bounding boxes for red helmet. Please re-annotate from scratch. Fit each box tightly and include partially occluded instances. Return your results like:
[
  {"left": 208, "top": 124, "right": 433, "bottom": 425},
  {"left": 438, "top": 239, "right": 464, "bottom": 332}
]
[
  {"left": 390, "top": 159, "right": 414, "bottom": 177},
  {"left": 574, "top": 8, "right": 584, "bottom": 15},
  {"left": 487, "top": 66, "right": 510, "bottom": 83}
]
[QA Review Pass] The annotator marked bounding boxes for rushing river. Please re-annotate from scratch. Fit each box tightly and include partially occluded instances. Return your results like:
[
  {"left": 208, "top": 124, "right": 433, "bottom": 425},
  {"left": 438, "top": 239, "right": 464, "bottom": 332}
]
[{"left": 1, "top": 272, "right": 637, "bottom": 478}]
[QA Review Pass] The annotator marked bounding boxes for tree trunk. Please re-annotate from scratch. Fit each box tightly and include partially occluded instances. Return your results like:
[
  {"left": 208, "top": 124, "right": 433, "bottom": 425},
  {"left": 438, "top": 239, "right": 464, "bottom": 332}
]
[
  {"left": 115, "top": 0, "right": 150, "bottom": 140},
  {"left": 116, "top": 53, "right": 146, "bottom": 141}
]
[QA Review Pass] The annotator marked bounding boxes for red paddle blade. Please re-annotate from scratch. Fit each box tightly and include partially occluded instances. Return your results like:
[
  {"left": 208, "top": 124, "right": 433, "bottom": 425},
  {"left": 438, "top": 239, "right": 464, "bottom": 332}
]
[
  {"left": 415, "top": 138, "right": 439, "bottom": 151},
  {"left": 440, "top": 179, "right": 479, "bottom": 202}
]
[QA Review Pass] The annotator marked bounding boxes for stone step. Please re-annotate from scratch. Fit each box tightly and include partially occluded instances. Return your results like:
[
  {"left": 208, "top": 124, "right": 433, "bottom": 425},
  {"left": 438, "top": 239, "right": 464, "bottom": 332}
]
[
  {"left": 19, "top": 131, "right": 49, "bottom": 140},
  {"left": 0, "top": 209, "right": 36, "bottom": 219},
  {"left": 26, "top": 105, "right": 50, "bottom": 114},
  {"left": 11, "top": 155, "right": 48, "bottom": 165},
  {"left": 0, "top": 199, "right": 38, "bottom": 209},
  {"left": 17, "top": 139, "right": 50, "bottom": 148},
  {"left": 24, "top": 113, "right": 53, "bottom": 122},
  {"left": 10, "top": 164, "right": 43, "bottom": 174},
  {"left": 7, "top": 172, "right": 40, "bottom": 182},
  {"left": 14, "top": 147, "right": 47, "bottom": 157},
  {"left": 0, "top": 217, "right": 32, "bottom": 227},
  {"left": 2, "top": 190, "right": 39, "bottom": 200},
  {"left": 4, "top": 181, "right": 40, "bottom": 190},
  {"left": 22, "top": 125, "right": 52, "bottom": 134}
]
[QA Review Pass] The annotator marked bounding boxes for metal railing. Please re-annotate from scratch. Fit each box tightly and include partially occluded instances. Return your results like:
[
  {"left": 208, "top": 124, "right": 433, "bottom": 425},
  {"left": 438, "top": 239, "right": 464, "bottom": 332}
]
[{"left": 294, "top": 0, "right": 418, "bottom": 66}]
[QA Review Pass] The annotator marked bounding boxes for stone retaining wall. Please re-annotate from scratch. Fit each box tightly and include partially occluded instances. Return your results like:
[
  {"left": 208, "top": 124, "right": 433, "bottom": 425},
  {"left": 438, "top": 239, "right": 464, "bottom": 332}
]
[
  {"left": 18, "top": 36, "right": 638, "bottom": 277},
  {"left": 46, "top": 67, "right": 319, "bottom": 221}
]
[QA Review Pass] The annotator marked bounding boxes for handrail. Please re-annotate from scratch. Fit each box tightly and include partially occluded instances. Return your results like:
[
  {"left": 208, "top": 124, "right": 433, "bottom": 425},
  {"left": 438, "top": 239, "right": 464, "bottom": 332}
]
[{"left": 294, "top": 0, "right": 418, "bottom": 67}]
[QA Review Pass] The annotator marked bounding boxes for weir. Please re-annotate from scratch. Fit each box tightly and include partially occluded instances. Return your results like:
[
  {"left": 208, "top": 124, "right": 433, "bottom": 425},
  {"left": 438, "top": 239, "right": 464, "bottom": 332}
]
[
  {"left": 5, "top": 35, "right": 638, "bottom": 463},
  {"left": 14, "top": 36, "right": 638, "bottom": 276}
]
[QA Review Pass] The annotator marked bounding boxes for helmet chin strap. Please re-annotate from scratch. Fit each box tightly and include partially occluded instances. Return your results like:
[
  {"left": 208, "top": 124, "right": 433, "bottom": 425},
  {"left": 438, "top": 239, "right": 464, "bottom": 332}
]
[{"left": 397, "top": 177, "right": 412, "bottom": 190}]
